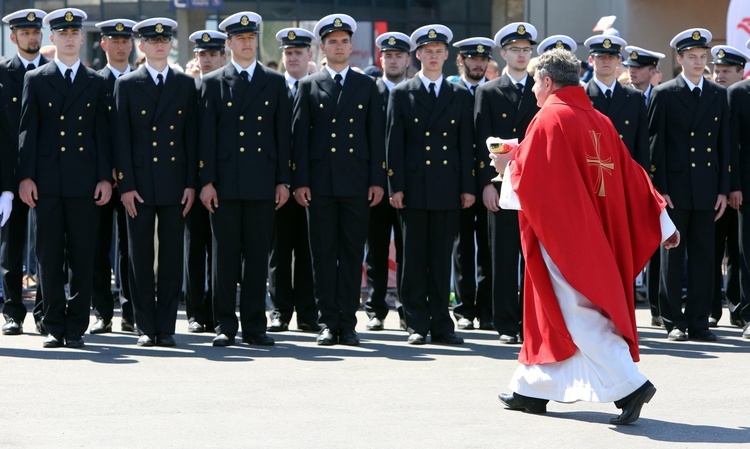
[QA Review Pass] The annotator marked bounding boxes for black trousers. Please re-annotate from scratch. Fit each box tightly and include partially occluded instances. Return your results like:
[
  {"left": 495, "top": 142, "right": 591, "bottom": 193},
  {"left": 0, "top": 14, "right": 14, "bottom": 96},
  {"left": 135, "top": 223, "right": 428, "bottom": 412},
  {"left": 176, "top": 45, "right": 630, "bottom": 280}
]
[
  {"left": 399, "top": 208, "right": 459, "bottom": 337},
  {"left": 488, "top": 184, "right": 524, "bottom": 336},
  {"left": 184, "top": 203, "right": 213, "bottom": 327},
  {"left": 92, "top": 188, "right": 134, "bottom": 323},
  {"left": 268, "top": 199, "right": 317, "bottom": 325},
  {"left": 211, "top": 199, "right": 275, "bottom": 337},
  {"left": 452, "top": 202, "right": 492, "bottom": 323},
  {"left": 736, "top": 206, "right": 750, "bottom": 324},
  {"left": 365, "top": 199, "right": 403, "bottom": 321},
  {"left": 1, "top": 197, "right": 43, "bottom": 324},
  {"left": 36, "top": 195, "right": 99, "bottom": 339},
  {"left": 712, "top": 206, "right": 740, "bottom": 321},
  {"left": 307, "top": 195, "right": 369, "bottom": 331},
  {"left": 660, "top": 208, "right": 714, "bottom": 333},
  {"left": 127, "top": 204, "right": 184, "bottom": 338},
  {"left": 646, "top": 249, "right": 661, "bottom": 319}
]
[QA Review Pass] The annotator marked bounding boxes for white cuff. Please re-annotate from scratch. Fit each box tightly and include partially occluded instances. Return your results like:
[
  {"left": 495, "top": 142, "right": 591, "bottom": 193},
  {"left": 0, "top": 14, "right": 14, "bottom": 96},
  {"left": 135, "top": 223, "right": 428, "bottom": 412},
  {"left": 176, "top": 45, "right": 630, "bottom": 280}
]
[{"left": 660, "top": 208, "right": 676, "bottom": 243}]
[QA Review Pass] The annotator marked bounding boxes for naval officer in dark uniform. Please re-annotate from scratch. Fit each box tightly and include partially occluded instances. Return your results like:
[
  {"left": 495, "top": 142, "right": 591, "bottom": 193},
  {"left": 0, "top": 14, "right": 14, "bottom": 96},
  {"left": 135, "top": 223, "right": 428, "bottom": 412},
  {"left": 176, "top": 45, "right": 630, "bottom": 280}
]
[
  {"left": 89, "top": 18, "right": 137, "bottom": 335},
  {"left": 649, "top": 28, "right": 729, "bottom": 342},
  {"left": 387, "top": 24, "right": 475, "bottom": 345},
  {"left": 18, "top": 8, "right": 112, "bottom": 348},
  {"left": 583, "top": 34, "right": 649, "bottom": 170},
  {"left": 267, "top": 27, "right": 319, "bottom": 333},
  {"left": 115, "top": 18, "right": 198, "bottom": 347},
  {"left": 0, "top": 8, "right": 49, "bottom": 336},
  {"left": 292, "top": 14, "right": 386, "bottom": 346}
]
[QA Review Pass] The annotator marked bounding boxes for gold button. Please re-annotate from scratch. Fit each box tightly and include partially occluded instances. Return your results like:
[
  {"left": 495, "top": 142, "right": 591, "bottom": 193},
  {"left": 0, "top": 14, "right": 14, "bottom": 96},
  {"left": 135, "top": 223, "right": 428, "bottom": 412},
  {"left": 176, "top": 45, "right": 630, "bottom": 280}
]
[
  {"left": 624, "top": 120, "right": 630, "bottom": 125},
  {"left": 358, "top": 104, "right": 363, "bottom": 109},
  {"left": 60, "top": 116, "right": 65, "bottom": 121},
  {"left": 707, "top": 148, "right": 712, "bottom": 152},
  {"left": 86, "top": 103, "right": 91, "bottom": 108},
  {"left": 60, "top": 131, "right": 65, "bottom": 136},
  {"left": 227, "top": 102, "right": 233, "bottom": 107},
  {"left": 619, "top": 134, "right": 623, "bottom": 139},
  {"left": 257, "top": 116, "right": 262, "bottom": 121},
  {"left": 426, "top": 160, "right": 431, "bottom": 165},
  {"left": 513, "top": 128, "right": 517, "bottom": 133},
  {"left": 451, "top": 120, "right": 456, "bottom": 124},
  {"left": 331, "top": 133, "right": 336, "bottom": 138},
  {"left": 240, "top": 131, "right": 245, "bottom": 136},
  {"left": 240, "top": 116, "right": 244, "bottom": 121},
  {"left": 12, "top": 97, "right": 17, "bottom": 103},
  {"left": 348, "top": 118, "right": 353, "bottom": 123},
  {"left": 691, "top": 147, "right": 695, "bottom": 152},
  {"left": 691, "top": 163, "right": 696, "bottom": 167},
  {"left": 331, "top": 148, "right": 336, "bottom": 152},
  {"left": 79, "top": 147, "right": 84, "bottom": 152},
  {"left": 320, "top": 104, "right": 324, "bottom": 109},
  {"left": 61, "top": 147, "right": 66, "bottom": 152},
  {"left": 257, "top": 132, "right": 262, "bottom": 136},
  {"left": 79, "top": 116, "right": 83, "bottom": 121},
  {"left": 425, "top": 131, "right": 430, "bottom": 136},
  {"left": 257, "top": 148, "right": 262, "bottom": 152},
  {"left": 141, "top": 110, "right": 146, "bottom": 115},
  {"left": 170, "top": 141, "right": 174, "bottom": 146},
  {"left": 708, "top": 132, "right": 712, "bottom": 136},
  {"left": 240, "top": 147, "right": 245, "bottom": 152},
  {"left": 443, "top": 132, "right": 447, "bottom": 137},
  {"left": 77, "top": 132, "right": 82, "bottom": 137},
  {"left": 707, "top": 162, "right": 711, "bottom": 167},
  {"left": 443, "top": 146, "right": 447, "bottom": 150},
  {"left": 48, "top": 102, "right": 52, "bottom": 107},
  {"left": 108, "top": 106, "right": 112, "bottom": 111},
  {"left": 501, "top": 114, "right": 507, "bottom": 118},
  {"left": 349, "top": 149, "right": 354, "bottom": 153},
  {"left": 426, "top": 146, "right": 431, "bottom": 151},
  {"left": 331, "top": 118, "right": 336, "bottom": 123},
  {"left": 152, "top": 126, "right": 157, "bottom": 131},
  {"left": 170, "top": 125, "right": 174, "bottom": 130},
  {"left": 171, "top": 157, "right": 175, "bottom": 161},
  {"left": 414, "top": 118, "right": 419, "bottom": 123},
  {"left": 265, "top": 101, "right": 269, "bottom": 106},
  {"left": 349, "top": 134, "right": 353, "bottom": 138},
  {"left": 152, "top": 142, "right": 157, "bottom": 147},
  {"left": 443, "top": 160, "right": 447, "bottom": 165},
  {"left": 714, "top": 117, "right": 718, "bottom": 121},
  {"left": 153, "top": 157, "right": 158, "bottom": 162},
  {"left": 178, "top": 110, "right": 183, "bottom": 115},
  {"left": 690, "top": 132, "right": 695, "bottom": 136}
]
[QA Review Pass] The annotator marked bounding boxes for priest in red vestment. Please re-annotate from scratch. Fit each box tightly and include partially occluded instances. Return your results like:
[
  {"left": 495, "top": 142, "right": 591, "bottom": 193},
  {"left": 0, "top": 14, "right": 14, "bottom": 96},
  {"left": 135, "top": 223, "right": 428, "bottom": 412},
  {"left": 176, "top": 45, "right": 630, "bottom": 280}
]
[{"left": 491, "top": 49, "right": 680, "bottom": 425}]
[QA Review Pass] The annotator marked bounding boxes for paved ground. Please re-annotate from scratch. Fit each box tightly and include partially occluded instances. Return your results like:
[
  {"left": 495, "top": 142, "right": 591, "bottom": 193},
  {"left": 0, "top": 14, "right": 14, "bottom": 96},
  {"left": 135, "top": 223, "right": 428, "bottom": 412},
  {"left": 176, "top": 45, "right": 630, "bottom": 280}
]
[{"left": 1, "top": 304, "right": 748, "bottom": 449}]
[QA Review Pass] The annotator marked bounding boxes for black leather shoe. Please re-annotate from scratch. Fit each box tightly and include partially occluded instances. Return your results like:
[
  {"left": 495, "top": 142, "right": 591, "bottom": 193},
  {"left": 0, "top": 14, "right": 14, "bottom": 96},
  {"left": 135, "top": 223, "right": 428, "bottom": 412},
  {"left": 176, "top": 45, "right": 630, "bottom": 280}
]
[
  {"left": 708, "top": 317, "right": 719, "bottom": 328},
  {"left": 498, "top": 392, "right": 548, "bottom": 414},
  {"left": 43, "top": 334, "right": 63, "bottom": 348},
  {"left": 743, "top": 324, "right": 750, "bottom": 339},
  {"left": 338, "top": 329, "right": 360, "bottom": 346},
  {"left": 65, "top": 336, "right": 85, "bottom": 348},
  {"left": 431, "top": 332, "right": 464, "bottom": 345},
  {"left": 156, "top": 334, "right": 176, "bottom": 347},
  {"left": 611, "top": 381, "right": 656, "bottom": 425},
  {"left": 212, "top": 334, "right": 235, "bottom": 347},
  {"left": 243, "top": 332, "right": 275, "bottom": 346},
  {"left": 187, "top": 321, "right": 205, "bottom": 333},
  {"left": 297, "top": 322, "right": 321, "bottom": 332},
  {"left": 2, "top": 319, "right": 22, "bottom": 335},
  {"left": 366, "top": 317, "right": 384, "bottom": 331},
  {"left": 689, "top": 329, "right": 717, "bottom": 342},
  {"left": 730, "top": 317, "right": 745, "bottom": 328},
  {"left": 316, "top": 328, "right": 337, "bottom": 346},
  {"left": 479, "top": 321, "right": 496, "bottom": 331},
  {"left": 89, "top": 319, "right": 112, "bottom": 334},
  {"left": 407, "top": 333, "right": 426, "bottom": 345},
  {"left": 499, "top": 334, "right": 519, "bottom": 344},
  {"left": 137, "top": 335, "right": 155, "bottom": 347},
  {"left": 121, "top": 319, "right": 136, "bottom": 332},
  {"left": 651, "top": 316, "right": 663, "bottom": 327},
  {"left": 267, "top": 319, "right": 289, "bottom": 333}
]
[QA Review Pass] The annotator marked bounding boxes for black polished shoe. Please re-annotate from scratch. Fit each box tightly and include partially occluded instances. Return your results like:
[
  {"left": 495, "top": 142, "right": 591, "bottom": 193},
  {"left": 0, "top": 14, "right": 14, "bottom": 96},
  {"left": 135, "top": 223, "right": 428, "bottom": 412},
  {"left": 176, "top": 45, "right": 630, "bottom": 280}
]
[
  {"left": 611, "top": 381, "right": 656, "bottom": 425},
  {"left": 121, "top": 319, "right": 136, "bottom": 332},
  {"left": 65, "top": 336, "right": 85, "bottom": 348},
  {"left": 431, "top": 332, "right": 464, "bottom": 345},
  {"left": 43, "top": 334, "right": 63, "bottom": 348},
  {"left": 479, "top": 321, "right": 496, "bottom": 331},
  {"left": 297, "top": 322, "right": 321, "bottom": 332},
  {"left": 651, "top": 316, "right": 663, "bottom": 327},
  {"left": 316, "top": 328, "right": 337, "bottom": 346},
  {"left": 136, "top": 335, "right": 155, "bottom": 347},
  {"left": 743, "top": 324, "right": 750, "bottom": 339},
  {"left": 407, "top": 333, "right": 426, "bottom": 345},
  {"left": 689, "top": 329, "right": 717, "bottom": 342},
  {"left": 730, "top": 317, "right": 745, "bottom": 328},
  {"left": 366, "top": 317, "right": 384, "bottom": 331},
  {"left": 499, "top": 334, "right": 519, "bottom": 344},
  {"left": 187, "top": 321, "right": 205, "bottom": 333},
  {"left": 708, "top": 317, "right": 719, "bottom": 328},
  {"left": 267, "top": 319, "right": 289, "bottom": 333},
  {"left": 243, "top": 332, "right": 275, "bottom": 346},
  {"left": 156, "top": 334, "right": 176, "bottom": 347},
  {"left": 2, "top": 319, "right": 22, "bottom": 335},
  {"left": 338, "top": 329, "right": 360, "bottom": 346},
  {"left": 212, "top": 333, "right": 235, "bottom": 347},
  {"left": 89, "top": 319, "right": 112, "bottom": 334},
  {"left": 498, "top": 392, "right": 548, "bottom": 414}
]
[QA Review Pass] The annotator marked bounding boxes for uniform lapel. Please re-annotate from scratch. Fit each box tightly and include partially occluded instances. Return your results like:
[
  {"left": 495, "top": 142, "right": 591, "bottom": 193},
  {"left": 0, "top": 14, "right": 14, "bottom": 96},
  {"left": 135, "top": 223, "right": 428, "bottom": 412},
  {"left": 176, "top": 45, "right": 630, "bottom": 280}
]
[
  {"left": 314, "top": 71, "right": 338, "bottom": 107},
  {"left": 693, "top": 81, "right": 716, "bottom": 127},
  {"left": 409, "top": 76, "right": 432, "bottom": 111},
  {"left": 62, "top": 66, "right": 93, "bottom": 113},
  {"left": 133, "top": 65, "right": 160, "bottom": 105},
  {"left": 515, "top": 76, "right": 536, "bottom": 126},
  {"left": 41, "top": 62, "right": 68, "bottom": 100},
  {"left": 241, "top": 63, "right": 269, "bottom": 112},
  {"left": 334, "top": 70, "right": 361, "bottom": 116},
  {"left": 500, "top": 74, "right": 520, "bottom": 108},
  {"left": 608, "top": 82, "right": 627, "bottom": 119},
  {"left": 154, "top": 68, "right": 178, "bottom": 120},
  {"left": 673, "top": 76, "right": 695, "bottom": 112},
  {"left": 586, "top": 81, "right": 608, "bottom": 113},
  {"left": 8, "top": 55, "right": 26, "bottom": 88},
  {"left": 427, "top": 79, "right": 453, "bottom": 128}
]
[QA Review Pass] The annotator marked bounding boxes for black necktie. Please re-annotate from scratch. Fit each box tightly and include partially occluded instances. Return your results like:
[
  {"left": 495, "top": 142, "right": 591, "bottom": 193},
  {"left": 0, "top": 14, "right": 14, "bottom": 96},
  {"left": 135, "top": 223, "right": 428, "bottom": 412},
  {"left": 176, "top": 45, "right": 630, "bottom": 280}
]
[
  {"left": 26, "top": 63, "right": 35, "bottom": 71},
  {"left": 470, "top": 85, "right": 477, "bottom": 96},
  {"left": 334, "top": 73, "right": 343, "bottom": 91},
  {"left": 692, "top": 87, "right": 701, "bottom": 99},
  {"left": 429, "top": 82, "right": 437, "bottom": 101},
  {"left": 156, "top": 73, "right": 164, "bottom": 93},
  {"left": 240, "top": 71, "right": 249, "bottom": 82},
  {"left": 516, "top": 82, "right": 524, "bottom": 94},
  {"left": 294, "top": 80, "right": 299, "bottom": 93},
  {"left": 65, "top": 68, "right": 73, "bottom": 86},
  {"left": 605, "top": 89, "right": 612, "bottom": 100}
]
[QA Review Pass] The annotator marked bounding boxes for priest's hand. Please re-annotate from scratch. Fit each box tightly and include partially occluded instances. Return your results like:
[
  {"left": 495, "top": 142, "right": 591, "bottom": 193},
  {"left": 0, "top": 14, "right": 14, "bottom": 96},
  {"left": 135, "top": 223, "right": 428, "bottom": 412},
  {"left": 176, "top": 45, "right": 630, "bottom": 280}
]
[
  {"left": 483, "top": 184, "right": 499, "bottom": 212},
  {"left": 488, "top": 152, "right": 513, "bottom": 174},
  {"left": 729, "top": 191, "right": 743, "bottom": 210},
  {"left": 714, "top": 194, "right": 727, "bottom": 222},
  {"left": 368, "top": 185, "right": 384, "bottom": 207},
  {"left": 390, "top": 191, "right": 405, "bottom": 209},
  {"left": 662, "top": 194, "right": 674, "bottom": 209},
  {"left": 461, "top": 193, "right": 475, "bottom": 209},
  {"left": 663, "top": 230, "right": 680, "bottom": 249}
]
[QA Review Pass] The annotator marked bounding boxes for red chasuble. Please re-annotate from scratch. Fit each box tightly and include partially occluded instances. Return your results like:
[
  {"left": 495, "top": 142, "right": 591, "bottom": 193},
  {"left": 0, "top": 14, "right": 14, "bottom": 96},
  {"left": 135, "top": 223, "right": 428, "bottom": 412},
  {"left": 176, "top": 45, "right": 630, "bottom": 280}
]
[{"left": 509, "top": 86, "right": 666, "bottom": 365}]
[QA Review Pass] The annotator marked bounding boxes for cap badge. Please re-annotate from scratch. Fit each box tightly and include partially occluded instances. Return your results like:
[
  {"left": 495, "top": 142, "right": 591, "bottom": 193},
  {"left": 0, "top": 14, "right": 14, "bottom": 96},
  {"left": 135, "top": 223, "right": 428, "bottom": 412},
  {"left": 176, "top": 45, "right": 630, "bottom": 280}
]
[
  {"left": 477, "top": 44, "right": 485, "bottom": 53},
  {"left": 517, "top": 25, "right": 526, "bottom": 35},
  {"left": 387, "top": 36, "right": 396, "bottom": 45},
  {"left": 603, "top": 39, "right": 612, "bottom": 49},
  {"left": 27, "top": 12, "right": 36, "bottom": 21},
  {"left": 555, "top": 40, "right": 564, "bottom": 49},
  {"left": 202, "top": 32, "right": 211, "bottom": 42},
  {"left": 115, "top": 22, "right": 124, "bottom": 32},
  {"left": 64, "top": 11, "right": 74, "bottom": 22},
  {"left": 428, "top": 29, "right": 437, "bottom": 39},
  {"left": 692, "top": 31, "right": 701, "bottom": 40},
  {"left": 288, "top": 30, "right": 296, "bottom": 40},
  {"left": 333, "top": 18, "right": 343, "bottom": 28},
  {"left": 631, "top": 51, "right": 638, "bottom": 59},
  {"left": 718, "top": 49, "right": 726, "bottom": 58},
  {"left": 240, "top": 15, "right": 250, "bottom": 26},
  {"left": 155, "top": 23, "right": 164, "bottom": 34}
]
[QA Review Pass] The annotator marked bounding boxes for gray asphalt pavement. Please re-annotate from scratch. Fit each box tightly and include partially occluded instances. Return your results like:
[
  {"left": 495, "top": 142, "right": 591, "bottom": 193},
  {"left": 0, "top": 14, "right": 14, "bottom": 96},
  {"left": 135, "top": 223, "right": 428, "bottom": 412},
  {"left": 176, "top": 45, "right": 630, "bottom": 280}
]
[{"left": 1, "top": 304, "right": 748, "bottom": 448}]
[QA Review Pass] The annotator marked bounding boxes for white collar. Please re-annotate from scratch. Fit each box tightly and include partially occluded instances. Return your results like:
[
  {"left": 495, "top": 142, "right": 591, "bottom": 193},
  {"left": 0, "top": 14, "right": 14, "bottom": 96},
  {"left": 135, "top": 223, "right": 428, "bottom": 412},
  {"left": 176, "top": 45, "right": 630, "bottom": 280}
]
[
  {"left": 418, "top": 71, "right": 443, "bottom": 95},
  {"left": 507, "top": 73, "right": 528, "bottom": 87},
  {"left": 231, "top": 59, "right": 257, "bottom": 79},
  {"left": 18, "top": 54, "right": 42, "bottom": 69},
  {"left": 461, "top": 76, "right": 486, "bottom": 93},
  {"left": 681, "top": 73, "right": 704, "bottom": 92},
  {"left": 53, "top": 58, "right": 81, "bottom": 81},
  {"left": 145, "top": 63, "right": 169, "bottom": 84},
  {"left": 593, "top": 76, "right": 617, "bottom": 94},
  {"left": 325, "top": 65, "right": 350, "bottom": 84},
  {"left": 107, "top": 64, "right": 131, "bottom": 78},
  {"left": 383, "top": 77, "right": 406, "bottom": 91}
]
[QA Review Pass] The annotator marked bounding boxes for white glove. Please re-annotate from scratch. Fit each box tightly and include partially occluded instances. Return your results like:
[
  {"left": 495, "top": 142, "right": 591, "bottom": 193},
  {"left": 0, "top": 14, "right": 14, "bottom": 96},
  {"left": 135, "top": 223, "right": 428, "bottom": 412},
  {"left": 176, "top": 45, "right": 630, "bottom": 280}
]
[{"left": 0, "top": 191, "right": 14, "bottom": 227}]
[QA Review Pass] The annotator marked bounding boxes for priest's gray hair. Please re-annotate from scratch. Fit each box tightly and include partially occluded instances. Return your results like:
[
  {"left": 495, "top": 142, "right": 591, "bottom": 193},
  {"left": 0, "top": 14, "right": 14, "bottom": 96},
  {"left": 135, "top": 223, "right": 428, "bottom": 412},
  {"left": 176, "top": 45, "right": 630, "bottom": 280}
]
[{"left": 535, "top": 49, "right": 580, "bottom": 88}]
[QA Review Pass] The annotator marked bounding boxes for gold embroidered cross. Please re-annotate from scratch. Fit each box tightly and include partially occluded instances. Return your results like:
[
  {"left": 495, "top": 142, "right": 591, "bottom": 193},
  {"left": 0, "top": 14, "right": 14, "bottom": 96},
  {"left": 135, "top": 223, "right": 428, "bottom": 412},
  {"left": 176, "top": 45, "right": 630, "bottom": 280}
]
[{"left": 586, "top": 130, "right": 614, "bottom": 197}]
